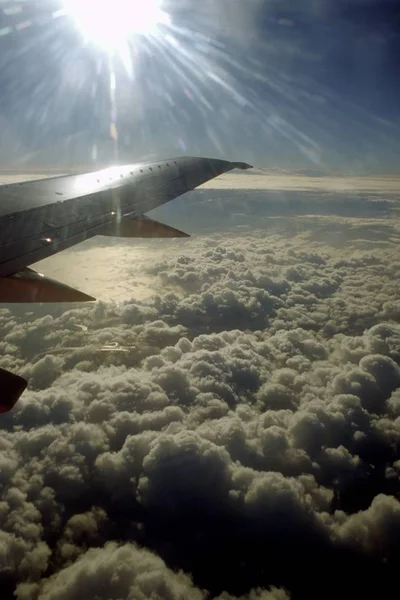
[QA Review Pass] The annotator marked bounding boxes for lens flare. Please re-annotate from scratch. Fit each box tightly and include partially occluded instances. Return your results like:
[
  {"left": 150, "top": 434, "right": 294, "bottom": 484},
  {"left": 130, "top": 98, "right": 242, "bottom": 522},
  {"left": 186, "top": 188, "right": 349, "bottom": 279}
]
[{"left": 63, "top": 0, "right": 170, "bottom": 51}]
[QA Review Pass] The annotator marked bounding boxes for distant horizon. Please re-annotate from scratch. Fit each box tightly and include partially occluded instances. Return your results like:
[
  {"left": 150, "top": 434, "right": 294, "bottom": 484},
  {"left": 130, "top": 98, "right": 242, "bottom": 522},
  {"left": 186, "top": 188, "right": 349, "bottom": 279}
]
[{"left": 1, "top": 162, "right": 400, "bottom": 178}]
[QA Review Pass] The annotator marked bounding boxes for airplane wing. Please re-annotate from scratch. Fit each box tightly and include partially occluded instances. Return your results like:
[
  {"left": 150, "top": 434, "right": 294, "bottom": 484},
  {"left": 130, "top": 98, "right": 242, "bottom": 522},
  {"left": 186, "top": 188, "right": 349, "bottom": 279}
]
[
  {"left": 0, "top": 156, "right": 251, "bottom": 303},
  {"left": 0, "top": 155, "right": 251, "bottom": 411}
]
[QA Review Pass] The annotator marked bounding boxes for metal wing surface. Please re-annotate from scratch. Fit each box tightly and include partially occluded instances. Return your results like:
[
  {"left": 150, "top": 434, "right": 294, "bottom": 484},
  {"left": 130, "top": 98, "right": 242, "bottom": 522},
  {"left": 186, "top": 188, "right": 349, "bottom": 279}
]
[{"left": 0, "top": 156, "right": 252, "bottom": 303}]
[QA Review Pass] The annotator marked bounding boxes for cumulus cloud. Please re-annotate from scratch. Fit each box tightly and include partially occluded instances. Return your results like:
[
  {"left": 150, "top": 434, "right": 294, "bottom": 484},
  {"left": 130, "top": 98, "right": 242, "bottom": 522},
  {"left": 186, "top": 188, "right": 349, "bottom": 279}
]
[{"left": 1, "top": 185, "right": 400, "bottom": 599}]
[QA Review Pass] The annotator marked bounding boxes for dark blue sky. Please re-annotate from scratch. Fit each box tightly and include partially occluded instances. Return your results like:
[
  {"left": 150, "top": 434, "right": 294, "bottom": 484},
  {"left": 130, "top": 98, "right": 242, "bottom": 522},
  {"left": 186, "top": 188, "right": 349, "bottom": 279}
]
[{"left": 0, "top": 0, "right": 399, "bottom": 172}]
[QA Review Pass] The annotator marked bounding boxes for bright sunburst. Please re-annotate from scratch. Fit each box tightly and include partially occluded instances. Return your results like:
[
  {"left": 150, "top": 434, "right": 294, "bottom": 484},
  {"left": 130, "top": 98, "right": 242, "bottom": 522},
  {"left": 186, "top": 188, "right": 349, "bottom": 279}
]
[
  {"left": 57, "top": 0, "right": 266, "bottom": 163},
  {"left": 63, "top": 0, "right": 171, "bottom": 52}
]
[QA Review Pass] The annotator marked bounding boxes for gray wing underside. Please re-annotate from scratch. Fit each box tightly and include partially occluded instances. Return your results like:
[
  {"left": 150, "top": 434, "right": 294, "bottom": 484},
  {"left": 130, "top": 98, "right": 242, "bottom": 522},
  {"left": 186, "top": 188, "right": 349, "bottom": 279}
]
[{"left": 0, "top": 156, "right": 251, "bottom": 280}]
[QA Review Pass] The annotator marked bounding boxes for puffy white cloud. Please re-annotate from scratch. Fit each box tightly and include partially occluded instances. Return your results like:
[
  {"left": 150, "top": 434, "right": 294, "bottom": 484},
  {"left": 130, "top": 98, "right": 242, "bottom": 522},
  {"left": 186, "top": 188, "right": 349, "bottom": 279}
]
[
  {"left": 1, "top": 190, "right": 400, "bottom": 599},
  {"left": 16, "top": 541, "right": 289, "bottom": 600},
  {"left": 23, "top": 542, "right": 206, "bottom": 600},
  {"left": 330, "top": 493, "right": 400, "bottom": 556}
]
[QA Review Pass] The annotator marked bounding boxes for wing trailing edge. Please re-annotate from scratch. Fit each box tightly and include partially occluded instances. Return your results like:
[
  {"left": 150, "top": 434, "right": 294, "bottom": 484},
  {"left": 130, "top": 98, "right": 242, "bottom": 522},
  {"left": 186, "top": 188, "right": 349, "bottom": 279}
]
[
  {"left": 0, "top": 268, "right": 95, "bottom": 303},
  {"left": 103, "top": 215, "right": 190, "bottom": 238}
]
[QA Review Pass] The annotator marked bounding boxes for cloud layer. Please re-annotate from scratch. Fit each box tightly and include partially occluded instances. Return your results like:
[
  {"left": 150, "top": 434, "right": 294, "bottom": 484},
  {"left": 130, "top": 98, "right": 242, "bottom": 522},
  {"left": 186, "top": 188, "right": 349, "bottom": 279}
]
[{"left": 1, "top": 186, "right": 400, "bottom": 599}]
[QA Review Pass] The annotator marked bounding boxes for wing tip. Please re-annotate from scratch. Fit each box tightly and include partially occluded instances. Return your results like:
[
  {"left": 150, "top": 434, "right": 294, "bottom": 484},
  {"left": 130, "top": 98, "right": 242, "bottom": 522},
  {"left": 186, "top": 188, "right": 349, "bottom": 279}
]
[
  {"left": 231, "top": 162, "right": 253, "bottom": 170},
  {"left": 80, "top": 293, "right": 97, "bottom": 302}
]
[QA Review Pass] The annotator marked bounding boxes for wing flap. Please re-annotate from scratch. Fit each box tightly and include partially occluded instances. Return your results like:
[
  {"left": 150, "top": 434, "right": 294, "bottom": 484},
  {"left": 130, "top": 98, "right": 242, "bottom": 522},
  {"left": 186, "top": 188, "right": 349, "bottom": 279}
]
[
  {"left": 103, "top": 215, "right": 190, "bottom": 238},
  {"left": 0, "top": 268, "right": 95, "bottom": 303},
  {"left": 0, "top": 368, "right": 27, "bottom": 413}
]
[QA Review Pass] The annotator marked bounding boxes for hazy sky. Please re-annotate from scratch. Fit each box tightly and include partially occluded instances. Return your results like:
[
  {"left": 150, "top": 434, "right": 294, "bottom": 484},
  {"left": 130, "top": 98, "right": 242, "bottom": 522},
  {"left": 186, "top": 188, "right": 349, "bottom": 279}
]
[{"left": 0, "top": 0, "right": 399, "bottom": 172}]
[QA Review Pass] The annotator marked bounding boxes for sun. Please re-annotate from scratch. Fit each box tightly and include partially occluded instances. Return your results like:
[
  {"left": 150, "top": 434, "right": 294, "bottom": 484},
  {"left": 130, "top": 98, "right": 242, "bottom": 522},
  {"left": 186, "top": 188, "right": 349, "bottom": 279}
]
[{"left": 63, "top": 0, "right": 170, "bottom": 51}]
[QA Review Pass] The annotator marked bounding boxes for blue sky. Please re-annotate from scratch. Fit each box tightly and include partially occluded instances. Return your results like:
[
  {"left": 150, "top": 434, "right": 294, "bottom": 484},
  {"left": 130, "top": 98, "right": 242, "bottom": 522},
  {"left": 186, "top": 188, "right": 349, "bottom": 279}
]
[{"left": 0, "top": 0, "right": 399, "bottom": 172}]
